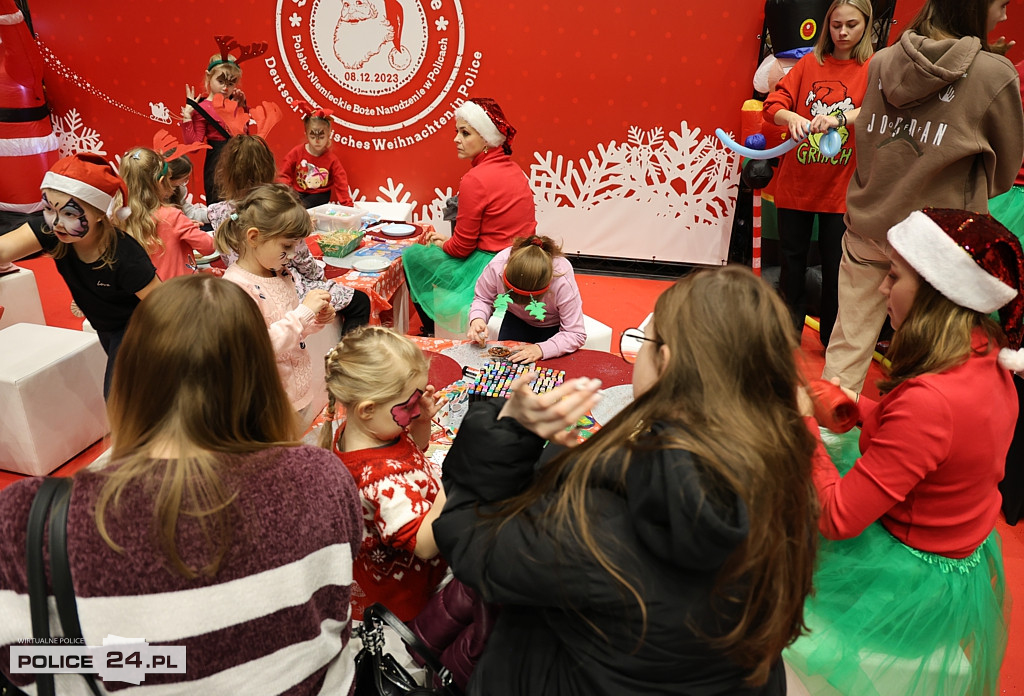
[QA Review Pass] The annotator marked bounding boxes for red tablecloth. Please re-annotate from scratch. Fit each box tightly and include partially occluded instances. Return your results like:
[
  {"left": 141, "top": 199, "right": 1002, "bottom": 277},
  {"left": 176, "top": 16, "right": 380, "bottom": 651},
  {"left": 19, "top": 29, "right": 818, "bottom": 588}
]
[{"left": 312, "top": 224, "right": 432, "bottom": 326}]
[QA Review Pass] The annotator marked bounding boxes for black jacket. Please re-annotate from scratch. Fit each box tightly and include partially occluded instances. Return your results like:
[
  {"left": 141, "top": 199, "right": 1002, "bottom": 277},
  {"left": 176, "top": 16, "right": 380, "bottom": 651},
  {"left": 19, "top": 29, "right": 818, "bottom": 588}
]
[{"left": 433, "top": 400, "right": 786, "bottom": 695}]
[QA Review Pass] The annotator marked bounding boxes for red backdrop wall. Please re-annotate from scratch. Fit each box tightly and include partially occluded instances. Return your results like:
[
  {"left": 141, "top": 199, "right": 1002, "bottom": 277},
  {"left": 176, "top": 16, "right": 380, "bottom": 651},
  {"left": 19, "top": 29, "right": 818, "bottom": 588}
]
[{"left": 24, "top": 0, "right": 1024, "bottom": 262}]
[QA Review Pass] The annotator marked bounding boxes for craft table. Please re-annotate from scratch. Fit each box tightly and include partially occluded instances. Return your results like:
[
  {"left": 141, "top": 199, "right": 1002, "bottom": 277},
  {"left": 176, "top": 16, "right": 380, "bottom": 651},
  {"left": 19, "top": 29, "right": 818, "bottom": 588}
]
[{"left": 311, "top": 223, "right": 432, "bottom": 333}]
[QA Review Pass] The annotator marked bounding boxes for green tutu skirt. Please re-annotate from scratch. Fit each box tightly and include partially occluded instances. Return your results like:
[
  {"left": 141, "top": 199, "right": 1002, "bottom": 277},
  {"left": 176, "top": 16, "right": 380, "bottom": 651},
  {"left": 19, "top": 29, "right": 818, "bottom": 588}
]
[
  {"left": 990, "top": 185, "right": 1024, "bottom": 240},
  {"left": 785, "top": 429, "right": 1010, "bottom": 696},
  {"left": 402, "top": 245, "right": 495, "bottom": 333}
]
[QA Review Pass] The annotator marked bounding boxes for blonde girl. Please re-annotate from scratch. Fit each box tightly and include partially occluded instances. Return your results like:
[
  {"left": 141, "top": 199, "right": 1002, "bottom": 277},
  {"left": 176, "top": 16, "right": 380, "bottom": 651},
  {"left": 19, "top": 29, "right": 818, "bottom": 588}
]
[
  {"left": 319, "top": 326, "right": 447, "bottom": 622},
  {"left": 763, "top": 0, "right": 874, "bottom": 345},
  {"left": 120, "top": 146, "right": 215, "bottom": 280},
  {"left": 467, "top": 234, "right": 586, "bottom": 363},
  {"left": 216, "top": 183, "right": 334, "bottom": 421},
  {"left": 180, "top": 41, "right": 254, "bottom": 204},
  {"left": 0, "top": 153, "right": 160, "bottom": 397}
]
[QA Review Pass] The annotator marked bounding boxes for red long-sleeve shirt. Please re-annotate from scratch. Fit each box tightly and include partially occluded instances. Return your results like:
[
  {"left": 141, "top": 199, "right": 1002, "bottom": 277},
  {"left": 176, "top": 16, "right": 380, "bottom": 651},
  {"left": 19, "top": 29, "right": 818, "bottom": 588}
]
[
  {"left": 442, "top": 148, "right": 536, "bottom": 258},
  {"left": 811, "top": 330, "right": 1016, "bottom": 557}
]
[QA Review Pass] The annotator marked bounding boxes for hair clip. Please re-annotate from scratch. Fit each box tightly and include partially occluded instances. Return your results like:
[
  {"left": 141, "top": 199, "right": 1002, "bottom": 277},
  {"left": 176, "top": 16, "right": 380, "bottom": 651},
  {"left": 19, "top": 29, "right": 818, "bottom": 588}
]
[
  {"left": 129, "top": 150, "right": 142, "bottom": 160},
  {"left": 530, "top": 237, "right": 544, "bottom": 247},
  {"left": 229, "top": 212, "right": 239, "bottom": 221}
]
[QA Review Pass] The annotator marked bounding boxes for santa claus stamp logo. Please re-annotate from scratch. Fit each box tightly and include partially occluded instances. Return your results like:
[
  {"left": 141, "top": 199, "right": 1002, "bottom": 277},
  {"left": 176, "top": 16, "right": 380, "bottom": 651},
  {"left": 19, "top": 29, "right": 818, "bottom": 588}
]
[{"left": 274, "top": 0, "right": 481, "bottom": 148}]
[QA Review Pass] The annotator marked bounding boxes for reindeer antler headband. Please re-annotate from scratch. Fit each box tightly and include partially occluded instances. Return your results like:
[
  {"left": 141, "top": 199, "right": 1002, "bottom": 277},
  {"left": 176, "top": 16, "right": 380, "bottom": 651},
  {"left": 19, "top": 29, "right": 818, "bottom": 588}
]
[
  {"left": 295, "top": 100, "right": 335, "bottom": 122},
  {"left": 208, "top": 35, "right": 269, "bottom": 72}
]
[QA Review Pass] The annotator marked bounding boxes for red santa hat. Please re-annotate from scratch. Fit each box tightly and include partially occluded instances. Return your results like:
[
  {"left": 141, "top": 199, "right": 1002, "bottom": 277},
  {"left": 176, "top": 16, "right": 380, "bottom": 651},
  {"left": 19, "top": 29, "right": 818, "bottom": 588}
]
[
  {"left": 454, "top": 98, "right": 517, "bottom": 155},
  {"left": 887, "top": 208, "right": 1024, "bottom": 372},
  {"left": 40, "top": 153, "right": 130, "bottom": 221}
]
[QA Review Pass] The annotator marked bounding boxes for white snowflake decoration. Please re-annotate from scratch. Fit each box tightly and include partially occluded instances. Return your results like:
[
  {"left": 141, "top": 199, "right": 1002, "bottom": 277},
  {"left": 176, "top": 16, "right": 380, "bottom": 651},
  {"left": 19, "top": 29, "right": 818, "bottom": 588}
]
[
  {"left": 51, "top": 109, "right": 106, "bottom": 157},
  {"left": 416, "top": 186, "right": 455, "bottom": 224},
  {"left": 530, "top": 121, "right": 737, "bottom": 225}
]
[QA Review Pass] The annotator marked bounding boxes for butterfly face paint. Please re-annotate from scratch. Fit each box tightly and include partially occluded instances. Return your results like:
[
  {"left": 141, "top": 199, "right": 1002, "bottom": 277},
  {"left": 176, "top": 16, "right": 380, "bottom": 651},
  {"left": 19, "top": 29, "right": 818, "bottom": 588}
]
[
  {"left": 390, "top": 389, "right": 423, "bottom": 428},
  {"left": 41, "top": 193, "right": 90, "bottom": 238}
]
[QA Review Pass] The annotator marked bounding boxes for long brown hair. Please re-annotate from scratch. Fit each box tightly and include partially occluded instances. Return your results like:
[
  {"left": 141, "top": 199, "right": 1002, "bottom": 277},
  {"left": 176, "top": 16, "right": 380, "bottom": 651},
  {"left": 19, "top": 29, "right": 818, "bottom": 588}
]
[
  {"left": 213, "top": 134, "right": 276, "bottom": 201},
  {"left": 906, "top": 0, "right": 993, "bottom": 48},
  {"left": 879, "top": 277, "right": 1004, "bottom": 393},
  {"left": 497, "top": 265, "right": 818, "bottom": 685},
  {"left": 98, "top": 275, "right": 299, "bottom": 577}
]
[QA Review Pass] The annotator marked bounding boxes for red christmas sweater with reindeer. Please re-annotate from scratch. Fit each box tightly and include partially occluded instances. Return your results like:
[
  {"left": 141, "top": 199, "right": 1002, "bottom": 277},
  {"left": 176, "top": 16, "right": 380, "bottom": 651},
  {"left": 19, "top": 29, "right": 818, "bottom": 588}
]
[
  {"left": 763, "top": 54, "right": 870, "bottom": 213},
  {"left": 334, "top": 429, "right": 447, "bottom": 621}
]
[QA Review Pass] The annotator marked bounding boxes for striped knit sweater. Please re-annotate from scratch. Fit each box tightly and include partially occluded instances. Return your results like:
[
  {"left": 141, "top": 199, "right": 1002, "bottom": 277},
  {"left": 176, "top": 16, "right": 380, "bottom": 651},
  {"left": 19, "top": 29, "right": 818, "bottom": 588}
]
[{"left": 0, "top": 445, "right": 362, "bottom": 695}]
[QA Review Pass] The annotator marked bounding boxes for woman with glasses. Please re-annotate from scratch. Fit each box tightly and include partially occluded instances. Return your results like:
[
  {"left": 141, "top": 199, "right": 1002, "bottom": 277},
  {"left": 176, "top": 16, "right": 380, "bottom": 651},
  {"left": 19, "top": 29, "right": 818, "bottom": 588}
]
[{"left": 433, "top": 265, "right": 819, "bottom": 695}]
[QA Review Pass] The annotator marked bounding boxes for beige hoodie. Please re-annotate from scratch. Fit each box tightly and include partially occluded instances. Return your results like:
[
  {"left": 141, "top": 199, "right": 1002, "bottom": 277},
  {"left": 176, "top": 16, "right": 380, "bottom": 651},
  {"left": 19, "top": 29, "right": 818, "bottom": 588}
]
[{"left": 846, "top": 32, "right": 1024, "bottom": 242}]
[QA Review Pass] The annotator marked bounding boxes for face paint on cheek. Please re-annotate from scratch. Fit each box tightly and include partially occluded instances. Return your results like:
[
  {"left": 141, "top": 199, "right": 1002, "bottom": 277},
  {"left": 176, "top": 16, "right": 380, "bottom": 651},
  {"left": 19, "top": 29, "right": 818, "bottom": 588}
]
[
  {"left": 390, "top": 389, "right": 423, "bottom": 428},
  {"left": 41, "top": 193, "right": 57, "bottom": 232},
  {"left": 58, "top": 199, "right": 90, "bottom": 238}
]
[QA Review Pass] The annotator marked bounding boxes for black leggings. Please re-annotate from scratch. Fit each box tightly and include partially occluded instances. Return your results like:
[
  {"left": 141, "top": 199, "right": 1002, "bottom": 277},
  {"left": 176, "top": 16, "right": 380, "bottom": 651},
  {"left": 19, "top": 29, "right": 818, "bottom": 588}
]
[
  {"left": 339, "top": 290, "right": 371, "bottom": 334},
  {"left": 776, "top": 208, "right": 845, "bottom": 346},
  {"left": 300, "top": 191, "right": 331, "bottom": 209},
  {"left": 497, "top": 312, "right": 559, "bottom": 344}
]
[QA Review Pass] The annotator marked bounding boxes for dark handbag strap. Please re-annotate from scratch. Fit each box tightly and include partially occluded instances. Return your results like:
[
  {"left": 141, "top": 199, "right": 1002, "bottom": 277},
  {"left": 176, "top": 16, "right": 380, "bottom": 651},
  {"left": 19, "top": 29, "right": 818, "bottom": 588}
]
[
  {"left": 48, "top": 483, "right": 103, "bottom": 696},
  {"left": 25, "top": 478, "right": 103, "bottom": 696},
  {"left": 26, "top": 478, "right": 67, "bottom": 696},
  {"left": 363, "top": 603, "right": 459, "bottom": 693},
  {"left": 186, "top": 97, "right": 231, "bottom": 140}
]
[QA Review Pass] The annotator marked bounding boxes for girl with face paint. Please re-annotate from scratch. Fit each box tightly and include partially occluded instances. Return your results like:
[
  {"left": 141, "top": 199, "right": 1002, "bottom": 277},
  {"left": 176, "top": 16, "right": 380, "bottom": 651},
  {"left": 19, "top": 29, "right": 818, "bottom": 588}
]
[
  {"left": 215, "top": 184, "right": 333, "bottom": 425},
  {"left": 318, "top": 325, "right": 448, "bottom": 624},
  {"left": 279, "top": 103, "right": 353, "bottom": 209},
  {"left": 0, "top": 153, "right": 161, "bottom": 397}
]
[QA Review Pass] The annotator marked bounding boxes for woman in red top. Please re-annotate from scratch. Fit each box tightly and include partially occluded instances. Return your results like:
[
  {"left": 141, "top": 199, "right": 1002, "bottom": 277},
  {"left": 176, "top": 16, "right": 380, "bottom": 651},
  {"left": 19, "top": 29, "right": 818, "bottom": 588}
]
[
  {"left": 763, "top": 0, "right": 873, "bottom": 345},
  {"left": 403, "top": 97, "right": 537, "bottom": 336},
  {"left": 787, "top": 208, "right": 1022, "bottom": 695}
]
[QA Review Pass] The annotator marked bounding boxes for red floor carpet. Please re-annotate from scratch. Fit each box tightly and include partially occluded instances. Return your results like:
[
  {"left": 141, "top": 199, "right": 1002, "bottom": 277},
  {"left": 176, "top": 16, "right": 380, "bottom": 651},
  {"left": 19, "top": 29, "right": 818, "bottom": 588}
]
[{"left": 4, "top": 255, "right": 1023, "bottom": 692}]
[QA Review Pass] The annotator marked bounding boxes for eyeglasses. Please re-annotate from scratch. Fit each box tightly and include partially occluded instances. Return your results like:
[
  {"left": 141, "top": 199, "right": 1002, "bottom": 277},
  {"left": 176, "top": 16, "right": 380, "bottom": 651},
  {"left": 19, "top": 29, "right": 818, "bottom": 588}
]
[{"left": 619, "top": 327, "right": 659, "bottom": 364}]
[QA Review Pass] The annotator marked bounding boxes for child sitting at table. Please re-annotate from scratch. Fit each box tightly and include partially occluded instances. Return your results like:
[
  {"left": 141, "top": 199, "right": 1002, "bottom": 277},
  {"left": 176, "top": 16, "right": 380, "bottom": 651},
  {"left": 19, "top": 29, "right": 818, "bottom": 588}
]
[
  {"left": 280, "top": 102, "right": 353, "bottom": 209},
  {"left": 318, "top": 326, "right": 448, "bottom": 622},
  {"left": 210, "top": 134, "right": 370, "bottom": 333},
  {"left": 467, "top": 235, "right": 586, "bottom": 363}
]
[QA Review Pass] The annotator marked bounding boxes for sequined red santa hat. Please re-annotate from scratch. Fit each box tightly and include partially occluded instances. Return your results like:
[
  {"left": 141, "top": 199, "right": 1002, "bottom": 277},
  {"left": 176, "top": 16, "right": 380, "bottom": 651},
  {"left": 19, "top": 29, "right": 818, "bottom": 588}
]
[
  {"left": 454, "top": 98, "right": 517, "bottom": 155},
  {"left": 887, "top": 208, "right": 1024, "bottom": 372},
  {"left": 40, "top": 153, "right": 130, "bottom": 221}
]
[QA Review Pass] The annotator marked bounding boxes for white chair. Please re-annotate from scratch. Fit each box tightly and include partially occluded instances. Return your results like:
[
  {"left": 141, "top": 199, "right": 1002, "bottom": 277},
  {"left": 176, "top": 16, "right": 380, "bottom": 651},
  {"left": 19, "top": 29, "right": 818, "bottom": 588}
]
[
  {"left": 486, "top": 313, "right": 613, "bottom": 352},
  {"left": 0, "top": 323, "right": 109, "bottom": 475},
  {"left": 0, "top": 267, "right": 46, "bottom": 330}
]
